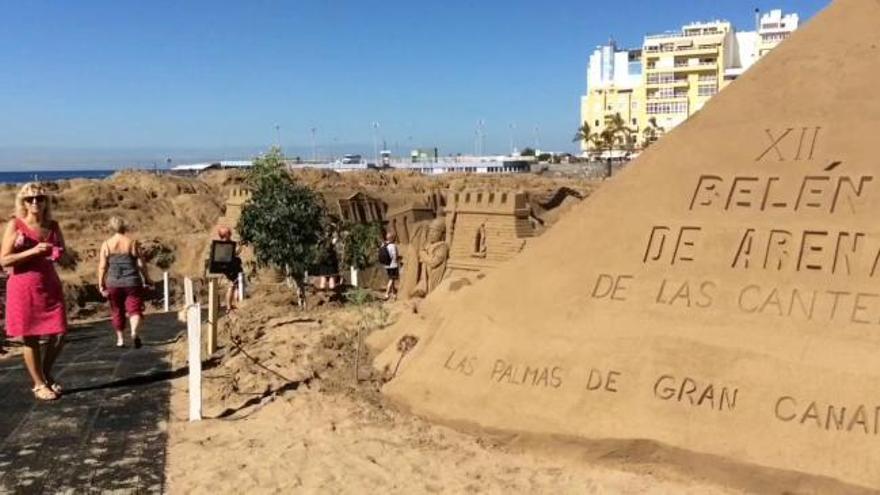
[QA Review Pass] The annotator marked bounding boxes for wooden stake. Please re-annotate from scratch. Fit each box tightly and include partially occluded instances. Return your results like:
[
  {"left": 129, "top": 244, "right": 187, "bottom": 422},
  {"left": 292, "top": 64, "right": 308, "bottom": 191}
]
[
  {"left": 187, "top": 303, "right": 202, "bottom": 421},
  {"left": 163, "top": 271, "right": 170, "bottom": 312},
  {"left": 184, "top": 277, "right": 194, "bottom": 307},
  {"left": 207, "top": 280, "right": 218, "bottom": 355}
]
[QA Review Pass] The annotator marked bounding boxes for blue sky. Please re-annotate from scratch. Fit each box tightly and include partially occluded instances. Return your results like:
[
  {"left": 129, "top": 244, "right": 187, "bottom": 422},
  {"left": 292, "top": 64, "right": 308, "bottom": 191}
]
[{"left": 0, "top": 0, "right": 828, "bottom": 169}]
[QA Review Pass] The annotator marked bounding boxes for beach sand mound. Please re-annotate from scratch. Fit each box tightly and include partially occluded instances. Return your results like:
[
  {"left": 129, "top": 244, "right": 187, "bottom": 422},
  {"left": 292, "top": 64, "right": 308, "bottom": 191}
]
[
  {"left": 164, "top": 286, "right": 744, "bottom": 493},
  {"left": 0, "top": 170, "right": 226, "bottom": 318},
  {"left": 371, "top": 0, "right": 880, "bottom": 490},
  {"left": 0, "top": 167, "right": 595, "bottom": 320}
]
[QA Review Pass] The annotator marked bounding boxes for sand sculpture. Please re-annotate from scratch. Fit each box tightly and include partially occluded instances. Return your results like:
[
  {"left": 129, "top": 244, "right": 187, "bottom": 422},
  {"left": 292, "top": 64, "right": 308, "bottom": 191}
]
[
  {"left": 400, "top": 218, "right": 450, "bottom": 298},
  {"left": 386, "top": 202, "right": 436, "bottom": 245},
  {"left": 334, "top": 192, "right": 386, "bottom": 224},
  {"left": 215, "top": 186, "right": 252, "bottom": 234},
  {"left": 371, "top": 1, "right": 880, "bottom": 489},
  {"left": 444, "top": 189, "right": 534, "bottom": 276}
]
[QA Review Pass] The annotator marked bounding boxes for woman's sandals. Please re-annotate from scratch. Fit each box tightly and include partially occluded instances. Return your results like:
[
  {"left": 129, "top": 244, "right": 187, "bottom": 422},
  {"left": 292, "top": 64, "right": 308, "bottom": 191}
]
[{"left": 32, "top": 384, "right": 59, "bottom": 401}]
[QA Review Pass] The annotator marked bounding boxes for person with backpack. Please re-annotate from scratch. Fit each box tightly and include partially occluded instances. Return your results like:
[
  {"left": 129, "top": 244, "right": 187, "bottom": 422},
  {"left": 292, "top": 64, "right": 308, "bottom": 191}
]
[
  {"left": 216, "top": 226, "right": 243, "bottom": 314},
  {"left": 379, "top": 231, "right": 399, "bottom": 301}
]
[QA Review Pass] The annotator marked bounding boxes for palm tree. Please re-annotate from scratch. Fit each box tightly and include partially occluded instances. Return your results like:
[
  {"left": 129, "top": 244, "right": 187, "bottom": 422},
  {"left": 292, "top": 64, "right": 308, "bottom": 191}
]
[
  {"left": 597, "top": 113, "right": 636, "bottom": 177},
  {"left": 641, "top": 117, "right": 665, "bottom": 149},
  {"left": 572, "top": 121, "right": 593, "bottom": 151}
]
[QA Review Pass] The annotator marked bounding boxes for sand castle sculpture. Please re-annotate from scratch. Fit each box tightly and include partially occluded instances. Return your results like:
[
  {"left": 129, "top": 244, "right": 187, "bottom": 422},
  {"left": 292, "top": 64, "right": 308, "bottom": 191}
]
[
  {"left": 444, "top": 189, "right": 534, "bottom": 275},
  {"left": 333, "top": 192, "right": 386, "bottom": 224},
  {"left": 370, "top": 1, "right": 880, "bottom": 489},
  {"left": 215, "top": 186, "right": 252, "bottom": 234},
  {"left": 386, "top": 202, "right": 436, "bottom": 245},
  {"left": 394, "top": 189, "right": 536, "bottom": 298}
]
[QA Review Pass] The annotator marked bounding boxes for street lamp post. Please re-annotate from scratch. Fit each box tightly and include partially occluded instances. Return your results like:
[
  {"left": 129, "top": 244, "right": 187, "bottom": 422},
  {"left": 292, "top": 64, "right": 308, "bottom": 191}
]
[
  {"left": 508, "top": 122, "right": 516, "bottom": 155},
  {"left": 274, "top": 124, "right": 281, "bottom": 150},
  {"left": 310, "top": 127, "right": 317, "bottom": 162},
  {"left": 371, "top": 121, "right": 380, "bottom": 165},
  {"left": 475, "top": 119, "right": 485, "bottom": 156}
]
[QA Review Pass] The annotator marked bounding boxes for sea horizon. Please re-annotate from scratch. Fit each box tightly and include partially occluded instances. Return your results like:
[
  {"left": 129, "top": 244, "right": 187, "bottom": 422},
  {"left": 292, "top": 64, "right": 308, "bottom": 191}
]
[{"left": 0, "top": 168, "right": 138, "bottom": 184}]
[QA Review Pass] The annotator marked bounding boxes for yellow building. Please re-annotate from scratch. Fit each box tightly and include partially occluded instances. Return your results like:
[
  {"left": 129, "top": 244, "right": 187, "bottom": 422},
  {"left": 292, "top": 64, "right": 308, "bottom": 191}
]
[
  {"left": 579, "top": 42, "right": 642, "bottom": 154},
  {"left": 580, "top": 9, "right": 799, "bottom": 154},
  {"left": 641, "top": 20, "right": 732, "bottom": 133}
]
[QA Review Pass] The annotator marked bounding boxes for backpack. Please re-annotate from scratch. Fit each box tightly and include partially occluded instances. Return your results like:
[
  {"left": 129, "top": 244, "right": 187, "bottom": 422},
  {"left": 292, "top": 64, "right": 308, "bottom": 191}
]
[{"left": 377, "top": 243, "right": 391, "bottom": 265}]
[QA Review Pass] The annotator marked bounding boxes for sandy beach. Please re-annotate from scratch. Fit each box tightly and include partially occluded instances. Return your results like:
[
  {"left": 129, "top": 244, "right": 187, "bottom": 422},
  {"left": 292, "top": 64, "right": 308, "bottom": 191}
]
[{"left": 162, "top": 286, "right": 743, "bottom": 494}]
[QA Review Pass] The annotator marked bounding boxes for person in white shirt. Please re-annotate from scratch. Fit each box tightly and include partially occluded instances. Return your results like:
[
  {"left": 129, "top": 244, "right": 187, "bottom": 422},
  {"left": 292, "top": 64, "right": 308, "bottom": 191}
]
[{"left": 381, "top": 232, "right": 399, "bottom": 300}]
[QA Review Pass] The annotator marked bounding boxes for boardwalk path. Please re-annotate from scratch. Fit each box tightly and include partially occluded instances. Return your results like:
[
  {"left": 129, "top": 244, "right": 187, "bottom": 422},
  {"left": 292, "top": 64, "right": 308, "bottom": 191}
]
[{"left": 0, "top": 313, "right": 184, "bottom": 493}]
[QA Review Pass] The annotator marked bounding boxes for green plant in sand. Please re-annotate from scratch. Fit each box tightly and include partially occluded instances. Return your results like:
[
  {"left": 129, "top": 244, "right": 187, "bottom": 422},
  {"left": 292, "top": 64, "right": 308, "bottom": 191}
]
[
  {"left": 238, "top": 147, "right": 327, "bottom": 306},
  {"left": 341, "top": 221, "right": 382, "bottom": 271},
  {"left": 344, "top": 286, "right": 390, "bottom": 382}
]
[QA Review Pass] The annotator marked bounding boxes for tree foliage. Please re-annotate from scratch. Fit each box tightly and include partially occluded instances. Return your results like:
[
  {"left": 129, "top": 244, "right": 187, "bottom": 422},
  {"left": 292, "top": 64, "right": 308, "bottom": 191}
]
[
  {"left": 237, "top": 147, "right": 327, "bottom": 286},
  {"left": 574, "top": 114, "right": 637, "bottom": 157},
  {"left": 641, "top": 117, "right": 665, "bottom": 149},
  {"left": 342, "top": 221, "right": 382, "bottom": 270},
  {"left": 572, "top": 121, "right": 592, "bottom": 146}
]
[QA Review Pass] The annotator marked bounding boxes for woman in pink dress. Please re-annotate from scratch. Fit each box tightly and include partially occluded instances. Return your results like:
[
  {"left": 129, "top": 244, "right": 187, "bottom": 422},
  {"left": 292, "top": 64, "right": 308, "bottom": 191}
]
[{"left": 0, "top": 182, "right": 68, "bottom": 401}]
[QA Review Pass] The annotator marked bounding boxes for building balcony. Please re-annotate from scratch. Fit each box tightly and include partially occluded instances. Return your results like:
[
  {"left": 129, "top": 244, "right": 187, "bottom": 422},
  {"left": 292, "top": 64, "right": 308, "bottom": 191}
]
[
  {"left": 645, "top": 79, "right": 689, "bottom": 87},
  {"left": 646, "top": 95, "right": 689, "bottom": 102},
  {"left": 672, "top": 62, "right": 717, "bottom": 71},
  {"left": 644, "top": 44, "right": 720, "bottom": 57}
]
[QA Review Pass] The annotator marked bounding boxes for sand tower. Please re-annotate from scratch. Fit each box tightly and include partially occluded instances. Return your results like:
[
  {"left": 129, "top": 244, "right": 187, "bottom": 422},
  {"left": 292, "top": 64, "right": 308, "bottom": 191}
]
[
  {"left": 371, "top": 0, "right": 880, "bottom": 489},
  {"left": 216, "top": 186, "right": 252, "bottom": 233},
  {"left": 445, "top": 189, "right": 535, "bottom": 275}
]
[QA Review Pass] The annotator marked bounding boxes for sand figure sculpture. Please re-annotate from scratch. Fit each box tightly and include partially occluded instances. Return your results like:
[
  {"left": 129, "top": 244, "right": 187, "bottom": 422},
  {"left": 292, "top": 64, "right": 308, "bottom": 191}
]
[
  {"left": 371, "top": 1, "right": 880, "bottom": 490},
  {"left": 409, "top": 218, "right": 449, "bottom": 298},
  {"left": 398, "top": 223, "right": 427, "bottom": 299}
]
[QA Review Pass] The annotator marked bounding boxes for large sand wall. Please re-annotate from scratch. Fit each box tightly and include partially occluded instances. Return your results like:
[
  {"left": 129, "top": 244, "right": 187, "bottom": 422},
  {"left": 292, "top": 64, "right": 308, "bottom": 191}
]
[{"left": 373, "top": 0, "right": 880, "bottom": 489}]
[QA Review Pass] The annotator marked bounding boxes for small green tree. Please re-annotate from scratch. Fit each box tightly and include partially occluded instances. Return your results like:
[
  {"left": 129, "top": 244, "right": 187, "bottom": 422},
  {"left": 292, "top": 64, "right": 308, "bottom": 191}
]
[
  {"left": 342, "top": 221, "right": 382, "bottom": 271},
  {"left": 238, "top": 147, "right": 327, "bottom": 305},
  {"left": 519, "top": 147, "right": 536, "bottom": 157}
]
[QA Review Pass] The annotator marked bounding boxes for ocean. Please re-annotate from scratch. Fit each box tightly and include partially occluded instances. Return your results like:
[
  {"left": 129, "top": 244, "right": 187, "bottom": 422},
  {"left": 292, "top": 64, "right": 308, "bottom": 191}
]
[{"left": 0, "top": 169, "right": 117, "bottom": 184}]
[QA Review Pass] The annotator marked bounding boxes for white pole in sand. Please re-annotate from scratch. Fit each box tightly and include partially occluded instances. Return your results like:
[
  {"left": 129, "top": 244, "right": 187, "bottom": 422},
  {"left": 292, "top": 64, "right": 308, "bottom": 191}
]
[
  {"left": 207, "top": 281, "right": 218, "bottom": 355},
  {"left": 184, "top": 277, "right": 194, "bottom": 307},
  {"left": 237, "top": 272, "right": 245, "bottom": 302},
  {"left": 350, "top": 266, "right": 359, "bottom": 287},
  {"left": 186, "top": 303, "right": 202, "bottom": 421},
  {"left": 163, "top": 271, "right": 170, "bottom": 312}
]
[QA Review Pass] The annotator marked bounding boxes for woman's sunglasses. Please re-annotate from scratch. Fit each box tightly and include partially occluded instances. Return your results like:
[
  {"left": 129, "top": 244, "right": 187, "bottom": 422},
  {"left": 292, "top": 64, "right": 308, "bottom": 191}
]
[{"left": 24, "top": 195, "right": 47, "bottom": 205}]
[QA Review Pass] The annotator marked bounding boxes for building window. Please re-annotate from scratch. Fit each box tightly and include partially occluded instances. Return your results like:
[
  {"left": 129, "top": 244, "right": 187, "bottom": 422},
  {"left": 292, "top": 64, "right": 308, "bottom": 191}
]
[
  {"left": 698, "top": 83, "right": 717, "bottom": 96},
  {"left": 647, "top": 101, "right": 688, "bottom": 115},
  {"left": 646, "top": 72, "right": 675, "bottom": 84}
]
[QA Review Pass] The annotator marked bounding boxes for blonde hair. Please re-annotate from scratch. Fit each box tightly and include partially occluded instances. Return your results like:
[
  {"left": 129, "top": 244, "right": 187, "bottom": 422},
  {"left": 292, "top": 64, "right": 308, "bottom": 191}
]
[
  {"left": 108, "top": 216, "right": 128, "bottom": 234},
  {"left": 14, "top": 182, "right": 53, "bottom": 221}
]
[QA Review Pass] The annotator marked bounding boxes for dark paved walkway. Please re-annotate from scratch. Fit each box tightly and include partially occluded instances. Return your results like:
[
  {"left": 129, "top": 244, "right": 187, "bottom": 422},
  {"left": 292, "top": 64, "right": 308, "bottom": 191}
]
[{"left": 0, "top": 313, "right": 184, "bottom": 494}]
